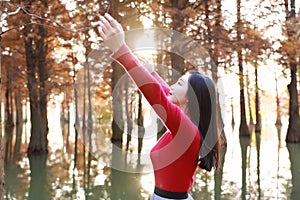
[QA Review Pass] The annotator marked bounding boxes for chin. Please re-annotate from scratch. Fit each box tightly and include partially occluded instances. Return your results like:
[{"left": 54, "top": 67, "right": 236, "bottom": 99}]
[
  {"left": 168, "top": 96, "right": 174, "bottom": 103},
  {"left": 168, "top": 96, "right": 177, "bottom": 105}
]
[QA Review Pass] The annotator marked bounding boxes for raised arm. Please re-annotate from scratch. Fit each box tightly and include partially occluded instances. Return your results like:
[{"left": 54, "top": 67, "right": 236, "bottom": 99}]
[{"left": 98, "top": 14, "right": 186, "bottom": 136}]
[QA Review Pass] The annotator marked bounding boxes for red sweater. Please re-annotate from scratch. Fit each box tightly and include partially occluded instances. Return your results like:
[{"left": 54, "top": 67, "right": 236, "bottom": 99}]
[{"left": 112, "top": 45, "right": 201, "bottom": 193}]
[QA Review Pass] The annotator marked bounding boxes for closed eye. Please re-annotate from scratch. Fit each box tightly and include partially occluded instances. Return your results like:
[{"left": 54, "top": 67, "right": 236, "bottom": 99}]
[{"left": 177, "top": 79, "right": 184, "bottom": 86}]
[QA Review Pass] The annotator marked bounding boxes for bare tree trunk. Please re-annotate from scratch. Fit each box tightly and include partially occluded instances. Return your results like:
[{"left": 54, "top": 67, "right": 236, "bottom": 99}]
[
  {"left": 285, "top": 0, "right": 300, "bottom": 142},
  {"left": 0, "top": 34, "right": 4, "bottom": 200},
  {"left": 3, "top": 71, "right": 13, "bottom": 160},
  {"left": 237, "top": 0, "right": 250, "bottom": 137},
  {"left": 5, "top": 69, "right": 13, "bottom": 128},
  {"left": 86, "top": 57, "right": 93, "bottom": 191},
  {"left": 24, "top": 1, "right": 49, "bottom": 154},
  {"left": 82, "top": 58, "right": 87, "bottom": 187},
  {"left": 275, "top": 73, "right": 282, "bottom": 126},
  {"left": 231, "top": 98, "right": 235, "bottom": 129},
  {"left": 125, "top": 79, "right": 133, "bottom": 151},
  {"left": 25, "top": 34, "right": 47, "bottom": 154},
  {"left": 254, "top": 61, "right": 261, "bottom": 133},
  {"left": 14, "top": 93, "right": 23, "bottom": 159},
  {"left": 170, "top": 0, "right": 187, "bottom": 84},
  {"left": 37, "top": 25, "right": 49, "bottom": 151},
  {"left": 73, "top": 61, "right": 79, "bottom": 169},
  {"left": 212, "top": 0, "right": 227, "bottom": 147},
  {"left": 246, "top": 66, "right": 254, "bottom": 125},
  {"left": 137, "top": 92, "right": 144, "bottom": 154},
  {"left": 286, "top": 62, "right": 300, "bottom": 142},
  {"left": 110, "top": 4, "right": 124, "bottom": 147},
  {"left": 111, "top": 61, "right": 124, "bottom": 147}
]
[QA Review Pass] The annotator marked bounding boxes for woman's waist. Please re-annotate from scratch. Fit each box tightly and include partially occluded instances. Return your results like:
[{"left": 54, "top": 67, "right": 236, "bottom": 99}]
[{"left": 154, "top": 187, "right": 188, "bottom": 199}]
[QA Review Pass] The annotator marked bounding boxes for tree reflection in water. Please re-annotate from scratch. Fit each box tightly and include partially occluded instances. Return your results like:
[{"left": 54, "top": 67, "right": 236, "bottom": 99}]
[
  {"left": 287, "top": 143, "right": 300, "bottom": 200},
  {"left": 28, "top": 154, "right": 50, "bottom": 200},
  {"left": 3, "top": 121, "right": 300, "bottom": 199}
]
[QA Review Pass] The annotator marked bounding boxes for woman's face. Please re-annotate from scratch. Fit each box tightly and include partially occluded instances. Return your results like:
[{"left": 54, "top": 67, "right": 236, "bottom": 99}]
[{"left": 168, "top": 73, "right": 190, "bottom": 106}]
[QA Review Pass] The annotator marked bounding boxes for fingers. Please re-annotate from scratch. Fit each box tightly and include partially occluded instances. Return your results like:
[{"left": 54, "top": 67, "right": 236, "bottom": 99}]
[
  {"left": 98, "top": 13, "right": 123, "bottom": 37},
  {"left": 99, "top": 13, "right": 120, "bottom": 31},
  {"left": 104, "top": 13, "right": 120, "bottom": 28},
  {"left": 99, "top": 15, "right": 111, "bottom": 34},
  {"left": 97, "top": 26, "right": 106, "bottom": 40}
]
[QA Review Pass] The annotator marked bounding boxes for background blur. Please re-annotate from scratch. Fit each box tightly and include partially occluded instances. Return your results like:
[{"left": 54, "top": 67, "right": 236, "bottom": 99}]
[{"left": 0, "top": 0, "right": 300, "bottom": 199}]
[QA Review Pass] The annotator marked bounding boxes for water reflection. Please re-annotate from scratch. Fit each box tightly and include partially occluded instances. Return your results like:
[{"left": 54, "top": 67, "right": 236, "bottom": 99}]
[
  {"left": 239, "top": 135, "right": 250, "bottom": 200},
  {"left": 287, "top": 143, "right": 300, "bottom": 200},
  {"left": 255, "top": 130, "right": 261, "bottom": 199},
  {"left": 3, "top": 119, "right": 300, "bottom": 200},
  {"left": 28, "top": 154, "right": 50, "bottom": 200},
  {"left": 214, "top": 146, "right": 227, "bottom": 200}
]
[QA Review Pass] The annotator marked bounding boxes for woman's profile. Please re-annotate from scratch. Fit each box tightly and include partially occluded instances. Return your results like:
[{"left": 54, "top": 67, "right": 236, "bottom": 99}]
[{"left": 97, "top": 13, "right": 221, "bottom": 200}]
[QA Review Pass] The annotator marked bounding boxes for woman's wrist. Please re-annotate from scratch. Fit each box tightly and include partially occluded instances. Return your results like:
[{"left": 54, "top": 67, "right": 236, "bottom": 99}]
[{"left": 111, "top": 43, "right": 131, "bottom": 60}]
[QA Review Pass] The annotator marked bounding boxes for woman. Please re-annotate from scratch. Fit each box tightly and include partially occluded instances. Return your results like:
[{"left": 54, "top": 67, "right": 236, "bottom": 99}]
[{"left": 98, "top": 13, "right": 221, "bottom": 200}]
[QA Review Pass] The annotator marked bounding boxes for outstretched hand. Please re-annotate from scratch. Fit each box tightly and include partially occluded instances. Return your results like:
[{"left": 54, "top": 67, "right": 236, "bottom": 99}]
[{"left": 98, "top": 13, "right": 125, "bottom": 52}]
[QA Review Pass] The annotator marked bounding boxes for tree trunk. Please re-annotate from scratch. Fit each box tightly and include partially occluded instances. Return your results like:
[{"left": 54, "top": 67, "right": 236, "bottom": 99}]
[
  {"left": 14, "top": 93, "right": 23, "bottom": 159},
  {"left": 111, "top": 61, "right": 125, "bottom": 146},
  {"left": 275, "top": 74, "right": 282, "bottom": 126},
  {"left": 37, "top": 25, "right": 49, "bottom": 151},
  {"left": 285, "top": 0, "right": 300, "bottom": 142},
  {"left": 204, "top": 0, "right": 213, "bottom": 58},
  {"left": 5, "top": 69, "right": 13, "bottom": 128},
  {"left": 254, "top": 62, "right": 261, "bottom": 133},
  {"left": 25, "top": 29, "right": 48, "bottom": 154},
  {"left": 156, "top": 52, "right": 167, "bottom": 140},
  {"left": 0, "top": 141, "right": 3, "bottom": 200},
  {"left": 110, "top": 5, "right": 125, "bottom": 147},
  {"left": 246, "top": 67, "right": 254, "bottom": 125},
  {"left": 212, "top": 0, "right": 227, "bottom": 147},
  {"left": 0, "top": 35, "right": 4, "bottom": 200},
  {"left": 137, "top": 92, "right": 144, "bottom": 154},
  {"left": 286, "top": 62, "right": 300, "bottom": 142},
  {"left": 170, "top": 0, "right": 187, "bottom": 84},
  {"left": 73, "top": 62, "right": 79, "bottom": 169},
  {"left": 23, "top": 2, "right": 49, "bottom": 154},
  {"left": 82, "top": 58, "right": 87, "bottom": 186},
  {"left": 3, "top": 71, "right": 13, "bottom": 161},
  {"left": 125, "top": 79, "right": 133, "bottom": 151},
  {"left": 237, "top": 0, "right": 250, "bottom": 137}
]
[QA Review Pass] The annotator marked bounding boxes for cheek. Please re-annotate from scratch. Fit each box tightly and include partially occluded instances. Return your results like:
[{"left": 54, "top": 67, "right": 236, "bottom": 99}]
[{"left": 169, "top": 90, "right": 187, "bottom": 105}]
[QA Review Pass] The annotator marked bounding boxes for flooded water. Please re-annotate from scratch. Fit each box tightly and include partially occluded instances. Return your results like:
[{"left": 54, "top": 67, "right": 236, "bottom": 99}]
[{"left": 3, "top": 103, "right": 300, "bottom": 200}]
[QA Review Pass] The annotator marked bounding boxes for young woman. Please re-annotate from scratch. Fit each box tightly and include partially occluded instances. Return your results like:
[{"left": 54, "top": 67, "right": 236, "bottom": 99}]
[{"left": 98, "top": 13, "right": 221, "bottom": 200}]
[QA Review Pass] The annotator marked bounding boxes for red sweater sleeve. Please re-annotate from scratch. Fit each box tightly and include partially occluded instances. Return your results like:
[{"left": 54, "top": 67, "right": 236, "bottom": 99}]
[
  {"left": 150, "top": 71, "right": 170, "bottom": 95},
  {"left": 111, "top": 45, "right": 185, "bottom": 136}
]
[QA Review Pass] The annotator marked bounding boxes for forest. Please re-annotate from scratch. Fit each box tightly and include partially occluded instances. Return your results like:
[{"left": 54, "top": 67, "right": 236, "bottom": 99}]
[{"left": 0, "top": 0, "right": 300, "bottom": 199}]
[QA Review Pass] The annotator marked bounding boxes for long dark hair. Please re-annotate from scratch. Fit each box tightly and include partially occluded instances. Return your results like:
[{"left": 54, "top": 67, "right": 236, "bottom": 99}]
[{"left": 186, "top": 71, "right": 220, "bottom": 171}]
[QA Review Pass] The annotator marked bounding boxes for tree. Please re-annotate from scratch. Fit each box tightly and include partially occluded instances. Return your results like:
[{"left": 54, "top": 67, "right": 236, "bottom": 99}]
[
  {"left": 0, "top": 31, "right": 4, "bottom": 200},
  {"left": 21, "top": 0, "right": 51, "bottom": 154},
  {"left": 236, "top": 0, "right": 250, "bottom": 137},
  {"left": 283, "top": 0, "right": 300, "bottom": 142}
]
